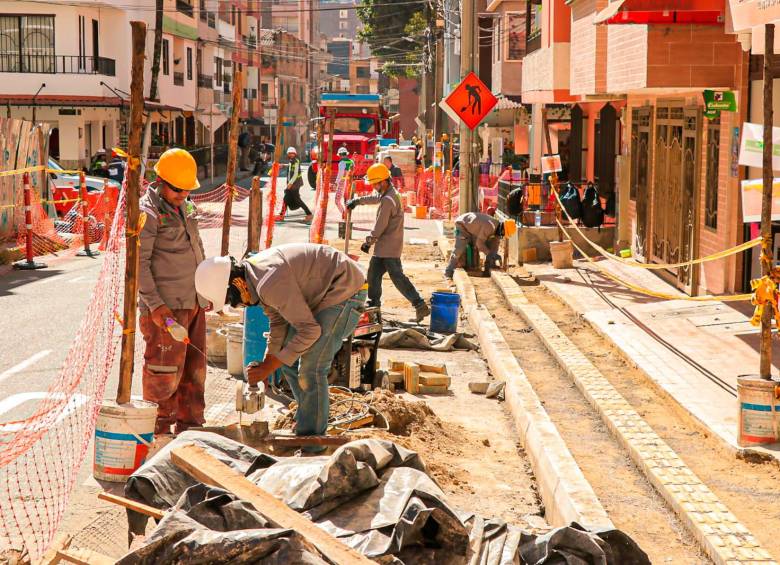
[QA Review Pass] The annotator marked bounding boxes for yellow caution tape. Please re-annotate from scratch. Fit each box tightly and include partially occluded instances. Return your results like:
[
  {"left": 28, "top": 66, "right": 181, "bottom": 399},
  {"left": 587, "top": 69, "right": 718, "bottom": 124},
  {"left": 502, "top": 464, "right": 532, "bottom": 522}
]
[
  {"left": 749, "top": 275, "right": 780, "bottom": 327},
  {"left": 552, "top": 190, "right": 761, "bottom": 269},
  {"left": 565, "top": 232, "right": 753, "bottom": 302},
  {"left": 0, "top": 165, "right": 45, "bottom": 177}
]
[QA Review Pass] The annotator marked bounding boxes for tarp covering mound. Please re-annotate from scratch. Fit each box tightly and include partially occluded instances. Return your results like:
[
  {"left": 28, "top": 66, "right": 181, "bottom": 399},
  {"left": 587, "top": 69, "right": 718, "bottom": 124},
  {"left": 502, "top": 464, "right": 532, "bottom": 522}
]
[{"left": 119, "top": 431, "right": 649, "bottom": 564}]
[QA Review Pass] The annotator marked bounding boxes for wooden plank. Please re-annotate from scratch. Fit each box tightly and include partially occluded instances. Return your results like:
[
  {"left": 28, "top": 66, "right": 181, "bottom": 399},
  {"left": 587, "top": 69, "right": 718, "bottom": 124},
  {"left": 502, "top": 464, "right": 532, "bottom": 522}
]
[
  {"left": 418, "top": 363, "right": 447, "bottom": 374},
  {"left": 98, "top": 492, "right": 165, "bottom": 520},
  {"left": 171, "top": 445, "right": 373, "bottom": 564},
  {"left": 266, "top": 434, "right": 351, "bottom": 447},
  {"left": 404, "top": 363, "right": 419, "bottom": 394},
  {"left": 387, "top": 371, "right": 404, "bottom": 384},
  {"left": 55, "top": 548, "right": 114, "bottom": 565},
  {"left": 419, "top": 373, "right": 451, "bottom": 387},
  {"left": 329, "top": 414, "right": 374, "bottom": 432},
  {"left": 38, "top": 533, "right": 73, "bottom": 565},
  {"left": 418, "top": 384, "right": 449, "bottom": 395},
  {"left": 388, "top": 360, "right": 405, "bottom": 372}
]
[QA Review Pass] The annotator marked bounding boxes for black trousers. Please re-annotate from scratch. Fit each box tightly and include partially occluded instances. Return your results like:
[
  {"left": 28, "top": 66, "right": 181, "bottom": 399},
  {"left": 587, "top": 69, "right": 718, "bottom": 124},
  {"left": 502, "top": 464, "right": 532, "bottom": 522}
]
[{"left": 283, "top": 180, "right": 311, "bottom": 215}]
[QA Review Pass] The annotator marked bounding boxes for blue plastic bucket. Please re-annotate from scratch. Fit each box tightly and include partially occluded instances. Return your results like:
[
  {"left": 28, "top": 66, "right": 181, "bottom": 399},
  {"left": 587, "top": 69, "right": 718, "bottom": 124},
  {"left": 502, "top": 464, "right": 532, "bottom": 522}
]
[
  {"left": 430, "top": 291, "right": 461, "bottom": 334},
  {"left": 243, "top": 305, "right": 270, "bottom": 370}
]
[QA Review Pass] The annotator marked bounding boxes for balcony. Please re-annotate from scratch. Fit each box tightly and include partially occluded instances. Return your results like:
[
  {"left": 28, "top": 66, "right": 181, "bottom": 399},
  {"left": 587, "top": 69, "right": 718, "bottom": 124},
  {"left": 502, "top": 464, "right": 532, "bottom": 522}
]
[
  {"left": 176, "top": 0, "right": 194, "bottom": 18},
  {"left": 197, "top": 74, "right": 213, "bottom": 88},
  {"left": 174, "top": 72, "right": 185, "bottom": 86},
  {"left": 0, "top": 54, "right": 116, "bottom": 76}
]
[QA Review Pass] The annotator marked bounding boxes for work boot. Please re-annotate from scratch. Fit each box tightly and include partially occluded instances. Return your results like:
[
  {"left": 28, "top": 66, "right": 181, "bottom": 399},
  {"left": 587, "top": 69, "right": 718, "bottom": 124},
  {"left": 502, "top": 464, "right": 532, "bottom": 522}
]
[
  {"left": 414, "top": 301, "right": 431, "bottom": 323},
  {"left": 304, "top": 214, "right": 313, "bottom": 223}
]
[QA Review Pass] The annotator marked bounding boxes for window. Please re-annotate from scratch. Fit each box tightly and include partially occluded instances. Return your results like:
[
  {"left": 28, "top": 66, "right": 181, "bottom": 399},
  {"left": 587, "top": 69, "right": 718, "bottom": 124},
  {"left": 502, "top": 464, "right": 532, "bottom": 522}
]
[
  {"left": 299, "top": 86, "right": 304, "bottom": 101},
  {"left": 526, "top": 0, "right": 542, "bottom": 54},
  {"left": 0, "top": 15, "right": 55, "bottom": 73},
  {"left": 705, "top": 118, "right": 720, "bottom": 229},
  {"left": 339, "top": 21, "right": 349, "bottom": 30},
  {"left": 261, "top": 82, "right": 269, "bottom": 101},
  {"left": 356, "top": 66, "right": 369, "bottom": 78},
  {"left": 186, "top": 47, "right": 192, "bottom": 80},
  {"left": 215, "top": 56, "right": 222, "bottom": 86},
  {"left": 162, "top": 39, "right": 169, "bottom": 75},
  {"left": 339, "top": 9, "right": 348, "bottom": 18},
  {"left": 176, "top": 0, "right": 194, "bottom": 18},
  {"left": 506, "top": 12, "right": 525, "bottom": 61}
]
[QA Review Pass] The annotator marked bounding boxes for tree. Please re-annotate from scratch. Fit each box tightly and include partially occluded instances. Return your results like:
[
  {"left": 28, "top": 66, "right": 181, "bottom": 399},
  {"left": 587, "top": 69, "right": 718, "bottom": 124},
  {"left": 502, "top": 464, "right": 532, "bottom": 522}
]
[{"left": 356, "top": 0, "right": 425, "bottom": 77}]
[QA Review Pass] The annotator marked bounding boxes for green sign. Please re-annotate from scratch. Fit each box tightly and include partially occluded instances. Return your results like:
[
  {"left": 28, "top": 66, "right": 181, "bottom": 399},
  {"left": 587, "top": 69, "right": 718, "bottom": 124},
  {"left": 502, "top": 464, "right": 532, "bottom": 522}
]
[
  {"left": 703, "top": 90, "right": 737, "bottom": 119},
  {"left": 162, "top": 16, "right": 198, "bottom": 40}
]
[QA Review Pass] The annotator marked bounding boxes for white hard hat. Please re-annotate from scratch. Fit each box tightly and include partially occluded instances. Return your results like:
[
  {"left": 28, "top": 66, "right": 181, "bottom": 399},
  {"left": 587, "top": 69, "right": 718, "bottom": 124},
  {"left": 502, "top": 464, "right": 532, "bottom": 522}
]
[
  {"left": 286, "top": 146, "right": 297, "bottom": 155},
  {"left": 195, "top": 256, "right": 232, "bottom": 313},
  {"left": 337, "top": 147, "right": 349, "bottom": 156}
]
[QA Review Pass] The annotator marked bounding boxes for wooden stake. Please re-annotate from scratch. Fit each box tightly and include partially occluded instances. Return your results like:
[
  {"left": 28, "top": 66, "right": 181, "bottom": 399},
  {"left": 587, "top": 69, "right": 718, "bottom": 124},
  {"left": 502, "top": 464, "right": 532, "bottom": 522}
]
[
  {"left": 265, "top": 97, "right": 285, "bottom": 241},
  {"left": 247, "top": 175, "right": 261, "bottom": 254},
  {"left": 220, "top": 68, "right": 244, "bottom": 256},
  {"left": 97, "top": 492, "right": 165, "bottom": 520},
  {"left": 315, "top": 112, "right": 336, "bottom": 244},
  {"left": 56, "top": 548, "right": 115, "bottom": 565},
  {"left": 116, "top": 21, "right": 147, "bottom": 406},
  {"left": 343, "top": 174, "right": 354, "bottom": 255},
  {"left": 761, "top": 23, "right": 775, "bottom": 380},
  {"left": 170, "top": 445, "right": 373, "bottom": 564}
]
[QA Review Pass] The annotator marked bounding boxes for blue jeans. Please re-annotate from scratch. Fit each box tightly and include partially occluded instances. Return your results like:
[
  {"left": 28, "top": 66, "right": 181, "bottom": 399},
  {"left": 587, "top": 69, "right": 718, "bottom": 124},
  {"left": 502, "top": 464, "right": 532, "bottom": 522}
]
[
  {"left": 367, "top": 256, "right": 423, "bottom": 308},
  {"left": 279, "top": 289, "right": 367, "bottom": 447}
]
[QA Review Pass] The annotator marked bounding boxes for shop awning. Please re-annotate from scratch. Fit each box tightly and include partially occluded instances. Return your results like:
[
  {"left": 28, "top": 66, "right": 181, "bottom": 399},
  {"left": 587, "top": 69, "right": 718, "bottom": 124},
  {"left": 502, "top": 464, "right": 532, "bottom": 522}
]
[{"left": 594, "top": 0, "right": 724, "bottom": 25}]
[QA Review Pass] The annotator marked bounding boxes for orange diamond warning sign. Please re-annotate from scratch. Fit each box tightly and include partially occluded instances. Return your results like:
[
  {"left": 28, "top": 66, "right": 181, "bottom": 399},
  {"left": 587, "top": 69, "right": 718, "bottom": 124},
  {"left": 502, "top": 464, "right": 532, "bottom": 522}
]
[{"left": 444, "top": 72, "right": 498, "bottom": 130}]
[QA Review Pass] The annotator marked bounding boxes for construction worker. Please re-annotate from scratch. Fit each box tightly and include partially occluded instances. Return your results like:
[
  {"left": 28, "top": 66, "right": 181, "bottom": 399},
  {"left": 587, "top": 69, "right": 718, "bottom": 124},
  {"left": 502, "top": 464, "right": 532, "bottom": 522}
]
[
  {"left": 334, "top": 146, "right": 354, "bottom": 215},
  {"left": 107, "top": 148, "right": 126, "bottom": 183},
  {"left": 194, "top": 244, "right": 367, "bottom": 447},
  {"left": 139, "top": 148, "right": 206, "bottom": 436},
  {"left": 346, "top": 163, "right": 430, "bottom": 322},
  {"left": 282, "top": 146, "right": 313, "bottom": 222},
  {"left": 383, "top": 155, "right": 404, "bottom": 190},
  {"left": 444, "top": 209, "right": 516, "bottom": 279}
]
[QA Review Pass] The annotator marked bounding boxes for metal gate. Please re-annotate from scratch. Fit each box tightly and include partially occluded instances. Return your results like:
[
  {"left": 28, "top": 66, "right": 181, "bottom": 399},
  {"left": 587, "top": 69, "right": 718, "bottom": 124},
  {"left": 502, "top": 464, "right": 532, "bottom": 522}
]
[
  {"left": 651, "top": 104, "right": 701, "bottom": 293},
  {"left": 630, "top": 107, "right": 652, "bottom": 259}
]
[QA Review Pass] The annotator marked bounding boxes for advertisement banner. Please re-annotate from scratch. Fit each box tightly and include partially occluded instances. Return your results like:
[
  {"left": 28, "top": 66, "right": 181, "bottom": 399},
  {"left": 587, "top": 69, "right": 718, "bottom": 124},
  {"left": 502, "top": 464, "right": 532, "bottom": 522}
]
[
  {"left": 741, "top": 177, "right": 780, "bottom": 223},
  {"left": 738, "top": 122, "right": 780, "bottom": 170}
]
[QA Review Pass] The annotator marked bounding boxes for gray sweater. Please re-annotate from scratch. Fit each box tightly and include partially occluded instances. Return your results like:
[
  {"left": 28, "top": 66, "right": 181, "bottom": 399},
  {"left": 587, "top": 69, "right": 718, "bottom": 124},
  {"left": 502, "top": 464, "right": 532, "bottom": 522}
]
[
  {"left": 138, "top": 187, "right": 205, "bottom": 313},
  {"left": 244, "top": 243, "right": 366, "bottom": 365},
  {"left": 356, "top": 185, "right": 404, "bottom": 258},
  {"left": 455, "top": 212, "right": 499, "bottom": 255}
]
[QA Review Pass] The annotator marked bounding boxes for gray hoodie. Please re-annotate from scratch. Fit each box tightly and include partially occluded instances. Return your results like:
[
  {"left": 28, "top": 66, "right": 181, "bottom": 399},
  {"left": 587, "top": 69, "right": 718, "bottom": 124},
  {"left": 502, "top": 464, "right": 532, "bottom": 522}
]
[{"left": 455, "top": 212, "right": 499, "bottom": 255}]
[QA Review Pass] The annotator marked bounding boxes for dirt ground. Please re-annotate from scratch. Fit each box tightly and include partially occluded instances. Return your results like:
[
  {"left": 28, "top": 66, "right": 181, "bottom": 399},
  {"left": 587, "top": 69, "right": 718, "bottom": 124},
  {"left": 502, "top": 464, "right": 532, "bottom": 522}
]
[
  {"left": 515, "top": 273, "right": 780, "bottom": 560},
  {"left": 471, "top": 275, "right": 708, "bottom": 564}
]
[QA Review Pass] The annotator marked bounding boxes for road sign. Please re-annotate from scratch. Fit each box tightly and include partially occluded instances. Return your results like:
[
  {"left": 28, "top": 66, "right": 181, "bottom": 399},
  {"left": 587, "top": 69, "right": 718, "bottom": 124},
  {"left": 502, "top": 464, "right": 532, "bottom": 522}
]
[{"left": 445, "top": 72, "right": 498, "bottom": 130}]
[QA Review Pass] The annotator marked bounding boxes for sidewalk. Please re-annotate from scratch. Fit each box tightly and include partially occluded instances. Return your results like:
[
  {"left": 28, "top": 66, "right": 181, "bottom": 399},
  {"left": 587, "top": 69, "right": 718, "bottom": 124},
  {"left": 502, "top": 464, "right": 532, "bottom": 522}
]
[{"left": 524, "top": 256, "right": 780, "bottom": 460}]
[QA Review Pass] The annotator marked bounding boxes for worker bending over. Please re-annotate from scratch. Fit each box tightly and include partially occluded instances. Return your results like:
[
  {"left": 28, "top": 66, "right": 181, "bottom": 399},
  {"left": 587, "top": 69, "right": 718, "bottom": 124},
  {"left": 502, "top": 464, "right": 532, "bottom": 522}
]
[
  {"left": 347, "top": 163, "right": 430, "bottom": 322},
  {"left": 139, "top": 148, "right": 206, "bottom": 435},
  {"left": 444, "top": 210, "right": 516, "bottom": 280},
  {"left": 195, "top": 244, "right": 366, "bottom": 447}
]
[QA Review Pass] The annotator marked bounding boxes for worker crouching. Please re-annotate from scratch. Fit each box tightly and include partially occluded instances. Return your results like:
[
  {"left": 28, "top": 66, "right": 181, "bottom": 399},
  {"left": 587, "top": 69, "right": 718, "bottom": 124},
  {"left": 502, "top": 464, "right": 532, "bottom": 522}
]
[
  {"left": 347, "top": 163, "right": 430, "bottom": 322},
  {"left": 195, "top": 243, "right": 367, "bottom": 451},
  {"left": 139, "top": 148, "right": 207, "bottom": 435},
  {"left": 444, "top": 210, "right": 517, "bottom": 279}
]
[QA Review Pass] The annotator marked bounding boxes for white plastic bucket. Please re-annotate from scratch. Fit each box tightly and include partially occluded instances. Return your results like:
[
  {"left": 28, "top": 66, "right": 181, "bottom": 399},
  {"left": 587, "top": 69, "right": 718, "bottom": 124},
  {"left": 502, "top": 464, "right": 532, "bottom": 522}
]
[
  {"left": 227, "top": 322, "right": 244, "bottom": 377},
  {"left": 737, "top": 375, "right": 780, "bottom": 447},
  {"left": 94, "top": 398, "right": 157, "bottom": 482},
  {"left": 206, "top": 326, "right": 228, "bottom": 364},
  {"left": 550, "top": 240, "right": 573, "bottom": 269}
]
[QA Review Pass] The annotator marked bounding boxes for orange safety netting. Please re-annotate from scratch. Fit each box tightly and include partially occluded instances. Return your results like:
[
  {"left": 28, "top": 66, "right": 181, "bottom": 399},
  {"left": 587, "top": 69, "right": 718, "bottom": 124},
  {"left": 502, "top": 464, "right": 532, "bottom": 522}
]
[{"left": 414, "top": 168, "right": 459, "bottom": 219}]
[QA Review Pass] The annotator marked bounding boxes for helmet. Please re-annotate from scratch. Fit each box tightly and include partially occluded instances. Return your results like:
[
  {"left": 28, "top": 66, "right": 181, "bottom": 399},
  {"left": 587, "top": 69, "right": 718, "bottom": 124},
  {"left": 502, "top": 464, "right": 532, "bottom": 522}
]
[
  {"left": 195, "top": 256, "right": 232, "bottom": 313},
  {"left": 111, "top": 147, "right": 128, "bottom": 159},
  {"left": 486, "top": 206, "right": 497, "bottom": 217},
  {"left": 286, "top": 146, "right": 297, "bottom": 155},
  {"left": 365, "top": 163, "right": 391, "bottom": 185},
  {"left": 441, "top": 133, "right": 449, "bottom": 141},
  {"left": 154, "top": 148, "right": 200, "bottom": 190},
  {"left": 503, "top": 219, "right": 517, "bottom": 238},
  {"left": 337, "top": 147, "right": 349, "bottom": 157}
]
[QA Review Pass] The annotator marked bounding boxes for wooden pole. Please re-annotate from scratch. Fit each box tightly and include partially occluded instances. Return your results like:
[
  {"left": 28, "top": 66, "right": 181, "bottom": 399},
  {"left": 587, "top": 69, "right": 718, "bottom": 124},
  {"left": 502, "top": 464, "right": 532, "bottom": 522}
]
[
  {"left": 116, "top": 21, "right": 147, "bottom": 405},
  {"left": 448, "top": 135, "right": 454, "bottom": 220},
  {"left": 343, "top": 174, "right": 354, "bottom": 255},
  {"left": 220, "top": 68, "right": 244, "bottom": 256},
  {"left": 247, "top": 175, "right": 261, "bottom": 254},
  {"left": 315, "top": 112, "right": 336, "bottom": 244},
  {"left": 761, "top": 23, "right": 775, "bottom": 380},
  {"left": 264, "top": 98, "right": 285, "bottom": 248},
  {"left": 542, "top": 108, "right": 563, "bottom": 242}
]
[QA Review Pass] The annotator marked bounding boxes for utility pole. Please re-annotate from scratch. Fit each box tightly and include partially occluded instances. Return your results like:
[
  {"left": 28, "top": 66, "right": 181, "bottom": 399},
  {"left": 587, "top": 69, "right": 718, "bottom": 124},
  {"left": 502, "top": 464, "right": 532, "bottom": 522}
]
[{"left": 459, "top": 0, "right": 476, "bottom": 213}]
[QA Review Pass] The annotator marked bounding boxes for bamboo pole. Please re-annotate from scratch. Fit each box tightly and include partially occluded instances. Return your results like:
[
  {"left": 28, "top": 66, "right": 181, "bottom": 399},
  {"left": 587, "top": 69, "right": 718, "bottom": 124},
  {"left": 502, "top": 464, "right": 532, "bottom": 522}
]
[
  {"left": 761, "top": 23, "right": 775, "bottom": 379},
  {"left": 220, "top": 68, "right": 244, "bottom": 256},
  {"left": 247, "top": 175, "right": 261, "bottom": 254},
  {"left": 116, "top": 21, "right": 147, "bottom": 405}
]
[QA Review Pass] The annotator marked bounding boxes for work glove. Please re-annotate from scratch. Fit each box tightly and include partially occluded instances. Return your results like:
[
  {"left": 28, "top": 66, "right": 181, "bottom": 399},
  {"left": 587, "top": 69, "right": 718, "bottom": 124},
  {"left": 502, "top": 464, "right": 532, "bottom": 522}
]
[
  {"left": 346, "top": 198, "right": 359, "bottom": 210},
  {"left": 360, "top": 241, "right": 372, "bottom": 254},
  {"left": 485, "top": 252, "right": 502, "bottom": 271}
]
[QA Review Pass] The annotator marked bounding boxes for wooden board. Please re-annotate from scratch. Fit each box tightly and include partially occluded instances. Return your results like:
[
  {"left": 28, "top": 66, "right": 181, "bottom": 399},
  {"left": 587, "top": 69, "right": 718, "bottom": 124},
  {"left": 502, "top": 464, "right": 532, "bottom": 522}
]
[
  {"left": 418, "top": 384, "right": 450, "bottom": 395},
  {"left": 55, "top": 548, "right": 115, "bottom": 565},
  {"left": 98, "top": 492, "right": 164, "bottom": 520},
  {"left": 171, "top": 445, "right": 373, "bottom": 564},
  {"left": 267, "top": 434, "right": 351, "bottom": 447},
  {"left": 388, "top": 360, "right": 405, "bottom": 372},
  {"left": 419, "top": 373, "right": 451, "bottom": 387},
  {"left": 38, "top": 533, "right": 73, "bottom": 565},
  {"left": 418, "top": 363, "right": 448, "bottom": 374},
  {"left": 387, "top": 371, "right": 404, "bottom": 384},
  {"left": 404, "top": 363, "right": 420, "bottom": 394}
]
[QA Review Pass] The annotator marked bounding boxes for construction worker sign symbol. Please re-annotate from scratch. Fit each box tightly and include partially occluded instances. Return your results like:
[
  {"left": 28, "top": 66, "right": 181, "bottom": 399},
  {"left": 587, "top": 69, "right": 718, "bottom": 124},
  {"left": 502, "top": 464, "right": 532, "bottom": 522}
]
[{"left": 445, "top": 72, "right": 498, "bottom": 130}]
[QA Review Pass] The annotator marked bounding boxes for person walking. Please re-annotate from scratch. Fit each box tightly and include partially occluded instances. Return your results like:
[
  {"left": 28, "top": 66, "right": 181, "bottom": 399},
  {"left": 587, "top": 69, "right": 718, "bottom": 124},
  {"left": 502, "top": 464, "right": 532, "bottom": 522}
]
[
  {"left": 347, "top": 163, "right": 430, "bottom": 322},
  {"left": 282, "top": 146, "right": 313, "bottom": 222},
  {"left": 107, "top": 148, "right": 126, "bottom": 183},
  {"left": 194, "top": 244, "right": 367, "bottom": 449},
  {"left": 138, "top": 148, "right": 207, "bottom": 435},
  {"left": 444, "top": 210, "right": 515, "bottom": 279},
  {"left": 238, "top": 126, "right": 252, "bottom": 171},
  {"left": 334, "top": 146, "right": 354, "bottom": 215}
]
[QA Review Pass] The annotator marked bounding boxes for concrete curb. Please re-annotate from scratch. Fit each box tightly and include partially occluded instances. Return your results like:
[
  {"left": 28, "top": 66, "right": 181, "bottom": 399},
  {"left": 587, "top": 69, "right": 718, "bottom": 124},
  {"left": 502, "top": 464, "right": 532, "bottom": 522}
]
[
  {"left": 528, "top": 264, "right": 780, "bottom": 464},
  {"left": 437, "top": 236, "right": 614, "bottom": 530},
  {"left": 491, "top": 270, "right": 776, "bottom": 565}
]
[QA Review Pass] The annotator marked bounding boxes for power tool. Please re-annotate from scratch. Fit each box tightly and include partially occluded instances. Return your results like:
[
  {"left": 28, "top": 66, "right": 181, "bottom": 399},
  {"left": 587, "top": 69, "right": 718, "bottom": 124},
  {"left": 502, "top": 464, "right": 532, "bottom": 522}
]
[{"left": 235, "top": 380, "right": 265, "bottom": 424}]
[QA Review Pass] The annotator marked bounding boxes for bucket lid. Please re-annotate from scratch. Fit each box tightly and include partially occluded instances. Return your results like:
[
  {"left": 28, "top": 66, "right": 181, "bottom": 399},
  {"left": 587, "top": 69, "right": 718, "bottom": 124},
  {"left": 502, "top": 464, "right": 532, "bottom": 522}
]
[{"left": 100, "top": 397, "right": 158, "bottom": 415}]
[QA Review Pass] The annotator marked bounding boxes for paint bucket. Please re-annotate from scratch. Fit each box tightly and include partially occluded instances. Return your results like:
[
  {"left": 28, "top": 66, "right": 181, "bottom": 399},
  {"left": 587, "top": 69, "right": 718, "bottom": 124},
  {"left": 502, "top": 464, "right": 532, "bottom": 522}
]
[
  {"left": 430, "top": 291, "right": 461, "bottom": 334},
  {"left": 737, "top": 375, "right": 780, "bottom": 446},
  {"left": 226, "top": 322, "right": 245, "bottom": 378},
  {"left": 93, "top": 398, "right": 157, "bottom": 482},
  {"left": 414, "top": 205, "right": 428, "bottom": 219},
  {"left": 550, "top": 240, "right": 573, "bottom": 269},
  {"left": 244, "top": 305, "right": 270, "bottom": 369}
]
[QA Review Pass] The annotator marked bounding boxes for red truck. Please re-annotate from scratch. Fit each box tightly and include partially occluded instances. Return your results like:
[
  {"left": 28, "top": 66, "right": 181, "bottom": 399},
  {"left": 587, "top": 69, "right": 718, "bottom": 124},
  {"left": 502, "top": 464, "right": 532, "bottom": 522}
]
[{"left": 307, "top": 93, "right": 399, "bottom": 191}]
